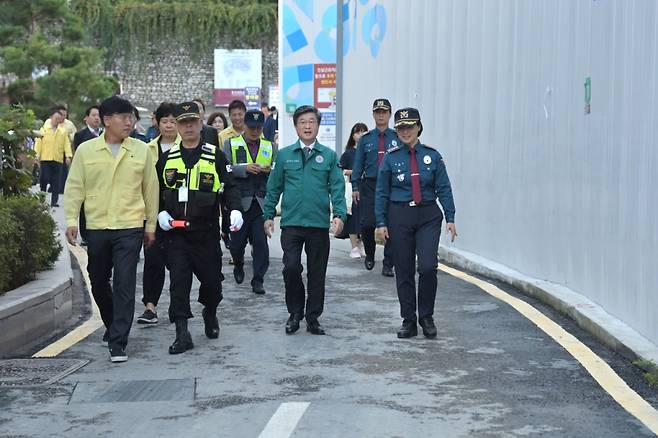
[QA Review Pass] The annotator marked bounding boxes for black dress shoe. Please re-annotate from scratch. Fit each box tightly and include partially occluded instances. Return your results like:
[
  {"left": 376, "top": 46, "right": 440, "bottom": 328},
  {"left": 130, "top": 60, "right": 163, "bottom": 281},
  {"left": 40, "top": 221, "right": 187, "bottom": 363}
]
[
  {"left": 252, "top": 282, "right": 266, "bottom": 295},
  {"left": 306, "top": 319, "right": 326, "bottom": 335},
  {"left": 419, "top": 316, "right": 437, "bottom": 338},
  {"left": 233, "top": 264, "right": 245, "bottom": 284},
  {"left": 397, "top": 320, "right": 418, "bottom": 338},
  {"left": 202, "top": 307, "right": 220, "bottom": 339},
  {"left": 381, "top": 265, "right": 394, "bottom": 277},
  {"left": 364, "top": 256, "right": 375, "bottom": 270},
  {"left": 285, "top": 314, "right": 301, "bottom": 334},
  {"left": 169, "top": 319, "right": 194, "bottom": 354}
]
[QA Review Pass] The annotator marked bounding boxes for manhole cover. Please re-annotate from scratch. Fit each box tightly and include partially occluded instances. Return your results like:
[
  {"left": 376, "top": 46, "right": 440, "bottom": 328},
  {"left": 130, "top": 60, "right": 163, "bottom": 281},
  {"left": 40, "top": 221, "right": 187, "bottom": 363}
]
[{"left": 0, "top": 358, "right": 89, "bottom": 387}]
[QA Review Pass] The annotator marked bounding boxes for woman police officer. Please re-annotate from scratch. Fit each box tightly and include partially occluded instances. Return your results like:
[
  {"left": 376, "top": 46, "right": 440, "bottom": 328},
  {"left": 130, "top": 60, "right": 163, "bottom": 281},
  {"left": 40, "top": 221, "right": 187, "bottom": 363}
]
[{"left": 375, "top": 107, "right": 457, "bottom": 339}]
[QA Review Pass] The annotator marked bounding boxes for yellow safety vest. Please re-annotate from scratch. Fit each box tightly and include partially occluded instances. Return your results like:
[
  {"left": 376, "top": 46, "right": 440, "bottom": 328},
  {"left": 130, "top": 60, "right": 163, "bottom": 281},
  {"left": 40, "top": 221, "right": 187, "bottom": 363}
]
[
  {"left": 163, "top": 143, "right": 223, "bottom": 193},
  {"left": 230, "top": 136, "right": 273, "bottom": 166}
]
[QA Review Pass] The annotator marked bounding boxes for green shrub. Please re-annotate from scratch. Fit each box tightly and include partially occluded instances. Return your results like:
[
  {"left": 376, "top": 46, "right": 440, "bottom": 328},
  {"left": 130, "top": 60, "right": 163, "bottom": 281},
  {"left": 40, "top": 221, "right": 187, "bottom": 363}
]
[{"left": 0, "top": 195, "right": 62, "bottom": 293}]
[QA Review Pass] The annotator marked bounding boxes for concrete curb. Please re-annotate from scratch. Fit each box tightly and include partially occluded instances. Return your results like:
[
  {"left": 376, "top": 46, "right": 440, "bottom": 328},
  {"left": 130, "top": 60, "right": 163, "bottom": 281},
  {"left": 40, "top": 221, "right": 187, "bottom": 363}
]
[
  {"left": 0, "top": 212, "right": 74, "bottom": 358},
  {"left": 439, "top": 245, "right": 658, "bottom": 366}
]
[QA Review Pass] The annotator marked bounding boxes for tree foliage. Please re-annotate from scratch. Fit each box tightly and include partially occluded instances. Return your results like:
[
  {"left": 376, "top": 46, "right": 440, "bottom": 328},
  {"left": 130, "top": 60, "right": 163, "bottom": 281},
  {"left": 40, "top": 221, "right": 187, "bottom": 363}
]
[
  {"left": 70, "top": 0, "right": 278, "bottom": 62},
  {"left": 0, "top": 104, "right": 37, "bottom": 197},
  {"left": 0, "top": 0, "right": 117, "bottom": 120}
]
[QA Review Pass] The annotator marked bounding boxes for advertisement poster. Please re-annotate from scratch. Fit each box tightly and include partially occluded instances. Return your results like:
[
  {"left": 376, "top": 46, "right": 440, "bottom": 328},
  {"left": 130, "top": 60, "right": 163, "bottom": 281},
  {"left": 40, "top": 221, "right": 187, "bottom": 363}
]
[
  {"left": 318, "top": 110, "right": 336, "bottom": 147},
  {"left": 244, "top": 87, "right": 261, "bottom": 110},
  {"left": 314, "top": 64, "right": 336, "bottom": 109},
  {"left": 214, "top": 49, "right": 262, "bottom": 106}
]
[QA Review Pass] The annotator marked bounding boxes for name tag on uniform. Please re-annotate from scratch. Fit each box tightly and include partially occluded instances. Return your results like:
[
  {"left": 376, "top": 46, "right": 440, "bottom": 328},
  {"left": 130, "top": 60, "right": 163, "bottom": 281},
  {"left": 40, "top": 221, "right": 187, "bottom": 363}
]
[{"left": 178, "top": 186, "right": 189, "bottom": 202}]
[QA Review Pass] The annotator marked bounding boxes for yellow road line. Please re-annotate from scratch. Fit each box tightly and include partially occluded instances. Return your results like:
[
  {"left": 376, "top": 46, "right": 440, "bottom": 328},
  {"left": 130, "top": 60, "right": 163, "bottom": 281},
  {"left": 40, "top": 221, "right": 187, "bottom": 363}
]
[
  {"left": 439, "top": 263, "right": 658, "bottom": 435},
  {"left": 32, "top": 244, "right": 103, "bottom": 358}
]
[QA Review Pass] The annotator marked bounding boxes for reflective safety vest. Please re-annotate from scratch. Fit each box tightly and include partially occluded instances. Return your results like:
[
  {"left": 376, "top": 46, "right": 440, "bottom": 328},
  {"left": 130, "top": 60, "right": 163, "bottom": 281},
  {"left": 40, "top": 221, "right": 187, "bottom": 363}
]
[
  {"left": 230, "top": 136, "right": 273, "bottom": 166},
  {"left": 162, "top": 143, "right": 223, "bottom": 224}
]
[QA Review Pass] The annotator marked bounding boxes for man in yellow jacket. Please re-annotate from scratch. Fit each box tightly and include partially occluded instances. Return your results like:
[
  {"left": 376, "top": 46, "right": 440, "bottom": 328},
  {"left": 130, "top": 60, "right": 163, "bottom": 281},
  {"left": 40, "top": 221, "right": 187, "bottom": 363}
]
[
  {"left": 35, "top": 106, "right": 72, "bottom": 207},
  {"left": 64, "top": 96, "right": 159, "bottom": 363}
]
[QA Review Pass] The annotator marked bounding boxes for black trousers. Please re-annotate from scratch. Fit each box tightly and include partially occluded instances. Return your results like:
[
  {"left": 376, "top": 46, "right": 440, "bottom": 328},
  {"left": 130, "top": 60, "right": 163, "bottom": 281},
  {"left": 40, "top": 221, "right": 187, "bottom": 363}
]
[
  {"left": 280, "top": 227, "right": 329, "bottom": 321},
  {"left": 359, "top": 178, "right": 393, "bottom": 267},
  {"left": 86, "top": 228, "right": 144, "bottom": 350},
  {"left": 230, "top": 199, "right": 269, "bottom": 285},
  {"left": 39, "top": 161, "right": 62, "bottom": 205},
  {"left": 387, "top": 202, "right": 443, "bottom": 321},
  {"left": 166, "top": 231, "right": 223, "bottom": 322},
  {"left": 79, "top": 204, "right": 87, "bottom": 241},
  {"left": 142, "top": 228, "right": 167, "bottom": 306}
]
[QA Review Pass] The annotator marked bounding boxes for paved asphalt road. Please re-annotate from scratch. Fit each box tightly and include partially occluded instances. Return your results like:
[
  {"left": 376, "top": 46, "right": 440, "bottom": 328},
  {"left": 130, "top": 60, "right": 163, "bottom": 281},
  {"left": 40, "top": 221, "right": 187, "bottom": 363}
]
[{"left": 1, "top": 225, "right": 657, "bottom": 437}]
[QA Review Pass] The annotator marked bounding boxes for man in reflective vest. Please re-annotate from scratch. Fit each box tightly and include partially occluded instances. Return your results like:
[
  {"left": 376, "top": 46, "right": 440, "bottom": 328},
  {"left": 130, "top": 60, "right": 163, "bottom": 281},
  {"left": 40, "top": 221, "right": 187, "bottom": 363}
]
[
  {"left": 223, "top": 109, "right": 274, "bottom": 294},
  {"left": 156, "top": 102, "right": 243, "bottom": 354}
]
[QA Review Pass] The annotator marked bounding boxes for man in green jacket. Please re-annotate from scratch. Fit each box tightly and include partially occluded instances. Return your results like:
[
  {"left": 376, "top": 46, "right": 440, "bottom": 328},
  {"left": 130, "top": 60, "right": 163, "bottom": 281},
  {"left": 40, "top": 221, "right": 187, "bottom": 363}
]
[{"left": 263, "top": 105, "right": 347, "bottom": 336}]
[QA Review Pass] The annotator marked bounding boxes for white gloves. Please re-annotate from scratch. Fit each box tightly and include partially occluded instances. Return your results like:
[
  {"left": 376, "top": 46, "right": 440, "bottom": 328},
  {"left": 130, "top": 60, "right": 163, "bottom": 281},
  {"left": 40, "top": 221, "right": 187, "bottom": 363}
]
[
  {"left": 158, "top": 211, "right": 174, "bottom": 231},
  {"left": 230, "top": 210, "right": 243, "bottom": 232}
]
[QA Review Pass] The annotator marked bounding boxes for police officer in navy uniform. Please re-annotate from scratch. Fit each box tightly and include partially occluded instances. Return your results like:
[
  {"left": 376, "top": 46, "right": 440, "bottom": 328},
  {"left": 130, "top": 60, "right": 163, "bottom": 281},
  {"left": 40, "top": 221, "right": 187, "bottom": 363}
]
[
  {"left": 351, "top": 98, "right": 397, "bottom": 277},
  {"left": 156, "top": 102, "right": 244, "bottom": 354},
  {"left": 223, "top": 109, "right": 274, "bottom": 294},
  {"left": 375, "top": 107, "right": 457, "bottom": 339}
]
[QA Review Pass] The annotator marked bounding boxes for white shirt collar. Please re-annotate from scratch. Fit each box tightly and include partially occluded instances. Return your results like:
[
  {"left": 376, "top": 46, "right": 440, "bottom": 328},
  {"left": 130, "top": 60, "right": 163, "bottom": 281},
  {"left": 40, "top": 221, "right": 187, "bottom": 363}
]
[{"left": 299, "top": 139, "right": 316, "bottom": 149}]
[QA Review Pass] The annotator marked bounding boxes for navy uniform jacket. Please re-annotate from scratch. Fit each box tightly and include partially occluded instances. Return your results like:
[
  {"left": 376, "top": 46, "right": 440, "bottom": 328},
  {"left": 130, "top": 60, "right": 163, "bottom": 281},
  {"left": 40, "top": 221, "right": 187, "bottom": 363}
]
[
  {"left": 351, "top": 127, "right": 400, "bottom": 191},
  {"left": 375, "top": 142, "right": 455, "bottom": 227}
]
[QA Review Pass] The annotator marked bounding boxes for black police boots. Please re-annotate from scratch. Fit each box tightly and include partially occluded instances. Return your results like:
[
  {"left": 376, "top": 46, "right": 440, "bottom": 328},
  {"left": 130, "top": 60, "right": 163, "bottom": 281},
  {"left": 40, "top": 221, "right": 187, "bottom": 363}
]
[
  {"left": 252, "top": 281, "right": 266, "bottom": 295},
  {"left": 364, "top": 256, "right": 375, "bottom": 270},
  {"left": 397, "top": 319, "right": 418, "bottom": 338},
  {"left": 233, "top": 263, "right": 245, "bottom": 284},
  {"left": 169, "top": 319, "right": 194, "bottom": 354},
  {"left": 202, "top": 307, "right": 220, "bottom": 339},
  {"left": 285, "top": 313, "right": 302, "bottom": 334},
  {"left": 381, "top": 265, "right": 394, "bottom": 277},
  {"left": 419, "top": 316, "right": 437, "bottom": 338}
]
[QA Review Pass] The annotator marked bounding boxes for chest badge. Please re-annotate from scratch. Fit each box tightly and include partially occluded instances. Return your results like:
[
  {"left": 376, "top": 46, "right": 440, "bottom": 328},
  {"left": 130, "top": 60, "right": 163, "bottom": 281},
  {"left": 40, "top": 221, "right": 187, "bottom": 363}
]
[
  {"left": 397, "top": 173, "right": 405, "bottom": 182},
  {"left": 315, "top": 155, "right": 324, "bottom": 164},
  {"left": 391, "top": 140, "right": 397, "bottom": 147},
  {"left": 423, "top": 155, "right": 432, "bottom": 165}
]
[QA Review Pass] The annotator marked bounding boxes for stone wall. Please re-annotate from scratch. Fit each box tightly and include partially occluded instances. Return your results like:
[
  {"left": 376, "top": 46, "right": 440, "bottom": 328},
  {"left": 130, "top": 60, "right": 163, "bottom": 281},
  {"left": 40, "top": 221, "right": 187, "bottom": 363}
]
[{"left": 107, "top": 43, "right": 278, "bottom": 111}]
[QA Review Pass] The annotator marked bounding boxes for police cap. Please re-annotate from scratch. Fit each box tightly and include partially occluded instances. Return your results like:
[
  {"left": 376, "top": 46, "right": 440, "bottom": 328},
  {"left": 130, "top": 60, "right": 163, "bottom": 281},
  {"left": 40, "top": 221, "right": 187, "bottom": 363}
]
[
  {"left": 244, "top": 109, "right": 265, "bottom": 128},
  {"left": 394, "top": 107, "right": 423, "bottom": 135},
  {"left": 174, "top": 101, "right": 201, "bottom": 121},
  {"left": 372, "top": 98, "right": 392, "bottom": 112}
]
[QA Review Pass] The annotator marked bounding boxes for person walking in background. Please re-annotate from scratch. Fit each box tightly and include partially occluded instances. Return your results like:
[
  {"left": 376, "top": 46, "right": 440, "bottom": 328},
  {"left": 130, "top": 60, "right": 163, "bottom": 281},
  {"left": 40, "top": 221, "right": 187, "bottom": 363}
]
[
  {"left": 208, "top": 112, "right": 228, "bottom": 132},
  {"left": 338, "top": 122, "right": 368, "bottom": 258},
  {"left": 145, "top": 112, "right": 159, "bottom": 142},
  {"left": 218, "top": 100, "right": 246, "bottom": 147},
  {"left": 218, "top": 99, "right": 248, "bottom": 258},
  {"left": 263, "top": 104, "right": 278, "bottom": 143},
  {"left": 223, "top": 109, "right": 274, "bottom": 295},
  {"left": 263, "top": 105, "right": 347, "bottom": 336},
  {"left": 137, "top": 102, "right": 181, "bottom": 325},
  {"left": 155, "top": 102, "right": 243, "bottom": 354},
  {"left": 129, "top": 107, "right": 148, "bottom": 142},
  {"left": 375, "top": 108, "right": 457, "bottom": 339},
  {"left": 192, "top": 98, "right": 219, "bottom": 146},
  {"left": 35, "top": 106, "right": 72, "bottom": 207},
  {"left": 72, "top": 105, "right": 103, "bottom": 245},
  {"left": 351, "top": 98, "right": 398, "bottom": 277},
  {"left": 64, "top": 95, "right": 159, "bottom": 363}
]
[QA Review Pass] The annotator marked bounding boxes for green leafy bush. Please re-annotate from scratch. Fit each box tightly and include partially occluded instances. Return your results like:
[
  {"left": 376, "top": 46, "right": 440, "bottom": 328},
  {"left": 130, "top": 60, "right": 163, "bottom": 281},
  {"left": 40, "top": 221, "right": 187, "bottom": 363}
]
[{"left": 0, "top": 195, "right": 62, "bottom": 293}]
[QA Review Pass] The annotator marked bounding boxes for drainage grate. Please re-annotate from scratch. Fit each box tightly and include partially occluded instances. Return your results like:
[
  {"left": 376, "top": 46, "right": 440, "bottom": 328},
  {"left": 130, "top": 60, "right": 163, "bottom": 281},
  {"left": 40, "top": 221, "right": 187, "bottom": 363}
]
[
  {"left": 0, "top": 358, "right": 89, "bottom": 387},
  {"left": 69, "top": 379, "right": 195, "bottom": 403}
]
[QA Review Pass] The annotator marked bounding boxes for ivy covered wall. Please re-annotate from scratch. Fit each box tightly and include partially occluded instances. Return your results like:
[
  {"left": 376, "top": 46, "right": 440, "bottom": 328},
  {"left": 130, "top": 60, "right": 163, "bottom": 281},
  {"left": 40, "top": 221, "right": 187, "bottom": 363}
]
[{"left": 71, "top": 0, "right": 278, "bottom": 110}]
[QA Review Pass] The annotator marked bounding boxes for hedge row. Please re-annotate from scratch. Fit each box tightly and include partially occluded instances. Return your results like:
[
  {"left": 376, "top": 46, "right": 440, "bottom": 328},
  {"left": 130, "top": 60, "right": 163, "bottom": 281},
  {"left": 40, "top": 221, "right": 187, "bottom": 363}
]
[{"left": 0, "top": 195, "right": 62, "bottom": 293}]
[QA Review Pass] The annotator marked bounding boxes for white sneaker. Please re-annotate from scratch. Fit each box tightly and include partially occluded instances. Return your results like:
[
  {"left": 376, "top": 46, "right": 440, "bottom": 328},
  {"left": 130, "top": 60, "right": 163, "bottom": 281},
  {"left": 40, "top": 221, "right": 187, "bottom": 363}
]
[
  {"left": 350, "top": 248, "right": 361, "bottom": 258},
  {"left": 358, "top": 244, "right": 366, "bottom": 257}
]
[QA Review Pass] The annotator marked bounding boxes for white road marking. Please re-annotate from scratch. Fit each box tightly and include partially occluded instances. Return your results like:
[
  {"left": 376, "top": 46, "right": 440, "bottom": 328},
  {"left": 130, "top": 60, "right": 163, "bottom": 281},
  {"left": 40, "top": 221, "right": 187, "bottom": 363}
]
[{"left": 257, "top": 402, "right": 310, "bottom": 438}]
